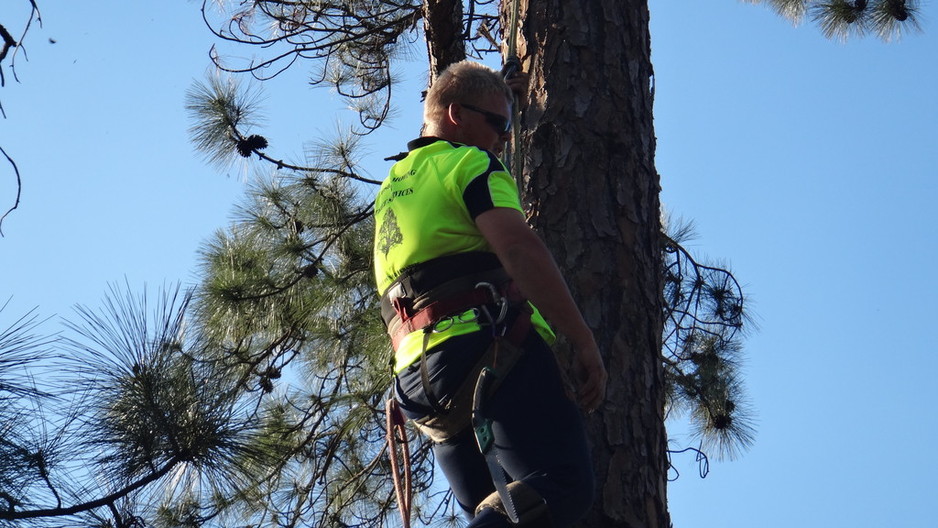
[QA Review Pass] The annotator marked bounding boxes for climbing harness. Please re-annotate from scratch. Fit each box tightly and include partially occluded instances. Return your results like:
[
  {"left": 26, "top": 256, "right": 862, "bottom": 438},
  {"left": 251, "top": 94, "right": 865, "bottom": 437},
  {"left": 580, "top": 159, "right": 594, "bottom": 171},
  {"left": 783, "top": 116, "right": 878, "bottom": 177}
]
[
  {"left": 380, "top": 252, "right": 512, "bottom": 352},
  {"left": 381, "top": 252, "right": 520, "bottom": 424},
  {"left": 383, "top": 252, "right": 535, "bottom": 524},
  {"left": 385, "top": 279, "right": 506, "bottom": 352}
]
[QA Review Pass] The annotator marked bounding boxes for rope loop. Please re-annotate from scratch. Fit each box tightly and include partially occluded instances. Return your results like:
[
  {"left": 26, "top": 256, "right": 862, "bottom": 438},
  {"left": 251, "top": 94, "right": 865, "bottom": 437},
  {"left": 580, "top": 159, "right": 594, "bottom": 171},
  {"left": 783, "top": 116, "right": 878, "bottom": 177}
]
[{"left": 386, "top": 398, "right": 412, "bottom": 528}]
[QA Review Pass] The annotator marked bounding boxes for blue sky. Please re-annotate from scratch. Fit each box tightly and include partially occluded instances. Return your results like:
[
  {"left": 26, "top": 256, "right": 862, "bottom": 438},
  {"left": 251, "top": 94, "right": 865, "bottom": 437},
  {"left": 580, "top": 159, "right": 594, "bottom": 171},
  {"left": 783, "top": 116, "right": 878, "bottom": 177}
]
[{"left": 2, "top": 1, "right": 936, "bottom": 527}]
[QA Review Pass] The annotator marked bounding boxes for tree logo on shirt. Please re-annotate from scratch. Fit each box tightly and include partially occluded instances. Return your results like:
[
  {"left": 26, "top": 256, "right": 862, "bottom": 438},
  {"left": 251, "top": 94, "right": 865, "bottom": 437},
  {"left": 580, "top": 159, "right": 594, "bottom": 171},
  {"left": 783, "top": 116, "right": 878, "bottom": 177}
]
[{"left": 377, "top": 208, "right": 403, "bottom": 256}]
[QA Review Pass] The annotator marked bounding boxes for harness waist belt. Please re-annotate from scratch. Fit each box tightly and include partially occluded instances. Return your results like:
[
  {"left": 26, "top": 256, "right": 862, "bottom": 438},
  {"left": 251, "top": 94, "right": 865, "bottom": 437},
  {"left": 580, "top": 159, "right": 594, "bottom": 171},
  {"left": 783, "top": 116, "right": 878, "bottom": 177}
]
[{"left": 380, "top": 253, "right": 513, "bottom": 351}]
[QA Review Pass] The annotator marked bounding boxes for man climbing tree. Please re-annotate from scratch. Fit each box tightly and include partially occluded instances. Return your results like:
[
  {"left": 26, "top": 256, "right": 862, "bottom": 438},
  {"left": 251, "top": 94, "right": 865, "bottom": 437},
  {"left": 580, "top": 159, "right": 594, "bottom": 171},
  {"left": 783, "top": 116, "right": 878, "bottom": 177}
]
[{"left": 376, "top": 60, "right": 606, "bottom": 527}]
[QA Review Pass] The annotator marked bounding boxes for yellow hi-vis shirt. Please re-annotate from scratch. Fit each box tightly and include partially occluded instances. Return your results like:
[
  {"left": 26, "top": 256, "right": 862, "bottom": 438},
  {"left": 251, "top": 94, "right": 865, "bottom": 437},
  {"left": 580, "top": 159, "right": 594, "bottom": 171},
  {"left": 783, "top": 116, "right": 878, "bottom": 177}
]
[{"left": 374, "top": 137, "right": 554, "bottom": 372}]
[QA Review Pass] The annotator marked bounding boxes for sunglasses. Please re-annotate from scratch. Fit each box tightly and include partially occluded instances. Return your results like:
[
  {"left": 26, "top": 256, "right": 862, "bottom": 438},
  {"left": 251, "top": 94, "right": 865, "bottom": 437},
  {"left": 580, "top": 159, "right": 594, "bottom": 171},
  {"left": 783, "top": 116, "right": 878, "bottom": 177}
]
[{"left": 460, "top": 103, "right": 512, "bottom": 134}]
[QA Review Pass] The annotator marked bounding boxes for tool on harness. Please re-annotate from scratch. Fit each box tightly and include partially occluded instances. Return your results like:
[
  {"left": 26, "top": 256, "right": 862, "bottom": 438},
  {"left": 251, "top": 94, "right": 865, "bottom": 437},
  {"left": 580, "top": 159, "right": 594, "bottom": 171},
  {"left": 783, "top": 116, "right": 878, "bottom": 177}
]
[
  {"left": 386, "top": 323, "right": 538, "bottom": 526},
  {"left": 470, "top": 347, "right": 554, "bottom": 526},
  {"left": 474, "top": 480, "right": 553, "bottom": 527},
  {"left": 380, "top": 253, "right": 521, "bottom": 425},
  {"left": 472, "top": 365, "right": 520, "bottom": 524}
]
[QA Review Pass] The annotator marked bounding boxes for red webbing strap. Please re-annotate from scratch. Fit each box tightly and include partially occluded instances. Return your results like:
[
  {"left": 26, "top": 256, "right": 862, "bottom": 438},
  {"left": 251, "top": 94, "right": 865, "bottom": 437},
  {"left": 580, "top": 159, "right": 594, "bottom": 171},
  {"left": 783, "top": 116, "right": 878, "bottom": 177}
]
[
  {"left": 389, "top": 288, "right": 496, "bottom": 350},
  {"left": 505, "top": 303, "right": 533, "bottom": 347},
  {"left": 386, "top": 399, "right": 412, "bottom": 528}
]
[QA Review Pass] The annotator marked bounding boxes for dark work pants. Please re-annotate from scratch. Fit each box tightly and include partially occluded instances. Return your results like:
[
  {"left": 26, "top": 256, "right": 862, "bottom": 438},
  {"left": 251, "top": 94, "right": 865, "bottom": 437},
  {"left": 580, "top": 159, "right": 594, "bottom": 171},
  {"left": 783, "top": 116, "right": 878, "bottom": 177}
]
[{"left": 394, "top": 326, "right": 595, "bottom": 527}]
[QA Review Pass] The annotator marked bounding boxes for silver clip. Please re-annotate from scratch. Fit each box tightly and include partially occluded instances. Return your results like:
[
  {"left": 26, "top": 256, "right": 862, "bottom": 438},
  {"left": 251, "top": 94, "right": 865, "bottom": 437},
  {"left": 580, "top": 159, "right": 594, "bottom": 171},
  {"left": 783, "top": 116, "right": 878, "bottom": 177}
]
[
  {"left": 432, "top": 308, "right": 481, "bottom": 333},
  {"left": 475, "top": 282, "right": 508, "bottom": 325}
]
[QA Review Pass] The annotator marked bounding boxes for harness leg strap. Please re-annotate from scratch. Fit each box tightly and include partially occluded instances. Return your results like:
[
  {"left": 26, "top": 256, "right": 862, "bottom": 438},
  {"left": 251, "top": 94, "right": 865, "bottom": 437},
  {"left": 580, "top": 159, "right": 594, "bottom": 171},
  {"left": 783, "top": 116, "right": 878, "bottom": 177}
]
[{"left": 419, "top": 330, "right": 450, "bottom": 415}]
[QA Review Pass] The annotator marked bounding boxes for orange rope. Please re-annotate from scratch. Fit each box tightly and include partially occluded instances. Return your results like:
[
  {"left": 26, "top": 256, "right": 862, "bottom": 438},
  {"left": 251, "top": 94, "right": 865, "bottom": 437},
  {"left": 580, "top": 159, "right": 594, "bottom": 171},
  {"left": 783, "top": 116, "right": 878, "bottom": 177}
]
[{"left": 386, "top": 398, "right": 412, "bottom": 528}]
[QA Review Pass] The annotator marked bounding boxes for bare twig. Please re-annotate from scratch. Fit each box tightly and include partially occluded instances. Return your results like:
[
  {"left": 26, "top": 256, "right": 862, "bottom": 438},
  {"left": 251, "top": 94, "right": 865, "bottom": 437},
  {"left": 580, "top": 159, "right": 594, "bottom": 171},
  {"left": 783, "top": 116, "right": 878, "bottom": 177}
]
[
  {"left": 0, "top": 23, "right": 17, "bottom": 86},
  {"left": 3, "top": 0, "right": 43, "bottom": 86},
  {"left": 1, "top": 1, "right": 43, "bottom": 232},
  {"left": 1, "top": 145, "right": 22, "bottom": 236}
]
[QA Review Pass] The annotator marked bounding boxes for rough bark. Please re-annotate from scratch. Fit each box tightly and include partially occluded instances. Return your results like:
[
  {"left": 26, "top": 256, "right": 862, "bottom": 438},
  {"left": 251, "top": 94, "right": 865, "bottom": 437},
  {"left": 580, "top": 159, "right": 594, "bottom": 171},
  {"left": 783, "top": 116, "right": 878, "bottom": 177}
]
[
  {"left": 423, "top": 0, "right": 466, "bottom": 81},
  {"left": 510, "top": 1, "right": 669, "bottom": 526}
]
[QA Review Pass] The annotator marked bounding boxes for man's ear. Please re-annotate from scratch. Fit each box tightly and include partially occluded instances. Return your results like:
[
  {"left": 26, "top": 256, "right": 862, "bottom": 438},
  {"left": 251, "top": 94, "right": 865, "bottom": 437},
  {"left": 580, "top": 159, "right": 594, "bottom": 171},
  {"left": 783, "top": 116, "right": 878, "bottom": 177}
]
[{"left": 445, "top": 103, "right": 462, "bottom": 127}]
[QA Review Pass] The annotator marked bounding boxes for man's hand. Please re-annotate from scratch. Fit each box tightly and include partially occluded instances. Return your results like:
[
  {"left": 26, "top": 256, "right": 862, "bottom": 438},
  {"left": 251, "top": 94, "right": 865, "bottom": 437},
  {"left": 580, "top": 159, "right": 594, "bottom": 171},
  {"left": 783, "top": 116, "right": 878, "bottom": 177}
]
[
  {"left": 574, "top": 345, "right": 607, "bottom": 414},
  {"left": 505, "top": 71, "right": 529, "bottom": 104},
  {"left": 476, "top": 208, "right": 607, "bottom": 413}
]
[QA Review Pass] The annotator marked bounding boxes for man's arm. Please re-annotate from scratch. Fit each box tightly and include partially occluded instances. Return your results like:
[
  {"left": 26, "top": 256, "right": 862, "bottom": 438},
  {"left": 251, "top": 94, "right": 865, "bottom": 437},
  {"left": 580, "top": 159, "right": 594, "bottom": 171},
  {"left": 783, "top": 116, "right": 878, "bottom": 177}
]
[{"left": 476, "top": 207, "right": 607, "bottom": 412}]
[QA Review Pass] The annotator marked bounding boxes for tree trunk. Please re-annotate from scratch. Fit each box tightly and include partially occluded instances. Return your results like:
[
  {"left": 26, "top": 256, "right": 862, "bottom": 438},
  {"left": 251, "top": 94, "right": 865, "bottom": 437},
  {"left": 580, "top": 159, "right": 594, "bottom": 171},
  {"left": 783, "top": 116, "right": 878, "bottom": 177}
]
[
  {"left": 509, "top": 1, "right": 669, "bottom": 526},
  {"left": 423, "top": 0, "right": 466, "bottom": 80}
]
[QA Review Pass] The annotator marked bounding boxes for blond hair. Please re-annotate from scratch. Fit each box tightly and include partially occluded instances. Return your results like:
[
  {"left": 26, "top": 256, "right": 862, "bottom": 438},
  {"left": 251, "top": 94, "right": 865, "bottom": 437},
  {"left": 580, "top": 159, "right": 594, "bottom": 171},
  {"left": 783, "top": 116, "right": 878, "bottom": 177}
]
[{"left": 424, "top": 61, "right": 513, "bottom": 126}]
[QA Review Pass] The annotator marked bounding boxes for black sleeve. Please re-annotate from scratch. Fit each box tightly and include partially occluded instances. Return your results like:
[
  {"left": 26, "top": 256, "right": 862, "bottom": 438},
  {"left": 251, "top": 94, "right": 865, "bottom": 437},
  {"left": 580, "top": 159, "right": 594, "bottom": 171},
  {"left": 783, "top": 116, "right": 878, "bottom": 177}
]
[{"left": 462, "top": 152, "right": 506, "bottom": 219}]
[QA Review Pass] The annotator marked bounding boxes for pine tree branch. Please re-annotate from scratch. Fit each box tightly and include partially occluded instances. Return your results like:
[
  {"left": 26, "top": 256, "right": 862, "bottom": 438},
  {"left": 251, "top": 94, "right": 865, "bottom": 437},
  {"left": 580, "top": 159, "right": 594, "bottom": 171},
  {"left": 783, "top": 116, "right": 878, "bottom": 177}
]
[
  {"left": 252, "top": 148, "right": 382, "bottom": 185},
  {"left": 203, "top": 0, "right": 420, "bottom": 79},
  {"left": 0, "top": 455, "right": 181, "bottom": 520},
  {"left": 3, "top": 0, "right": 42, "bottom": 86}
]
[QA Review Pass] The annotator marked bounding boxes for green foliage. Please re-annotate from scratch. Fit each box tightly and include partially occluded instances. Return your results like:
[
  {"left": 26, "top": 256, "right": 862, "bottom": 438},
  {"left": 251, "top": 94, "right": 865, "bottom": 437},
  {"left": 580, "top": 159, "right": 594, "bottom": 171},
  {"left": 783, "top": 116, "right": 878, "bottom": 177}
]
[
  {"left": 62, "top": 283, "right": 279, "bottom": 523},
  {"left": 0, "top": 303, "right": 53, "bottom": 516},
  {"left": 662, "top": 220, "right": 756, "bottom": 461},
  {"left": 0, "top": 303, "right": 50, "bottom": 400},
  {"left": 186, "top": 75, "right": 266, "bottom": 169},
  {"left": 746, "top": 0, "right": 922, "bottom": 41},
  {"left": 200, "top": 0, "right": 505, "bottom": 133},
  {"left": 190, "top": 168, "right": 409, "bottom": 524}
]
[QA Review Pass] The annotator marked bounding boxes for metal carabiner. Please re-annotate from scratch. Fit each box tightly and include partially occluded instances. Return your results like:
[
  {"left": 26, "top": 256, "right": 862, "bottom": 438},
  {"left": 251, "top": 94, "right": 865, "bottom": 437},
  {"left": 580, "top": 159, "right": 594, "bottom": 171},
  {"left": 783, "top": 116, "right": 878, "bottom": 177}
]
[
  {"left": 475, "top": 282, "right": 508, "bottom": 325},
  {"left": 431, "top": 308, "right": 481, "bottom": 333},
  {"left": 431, "top": 317, "right": 455, "bottom": 333}
]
